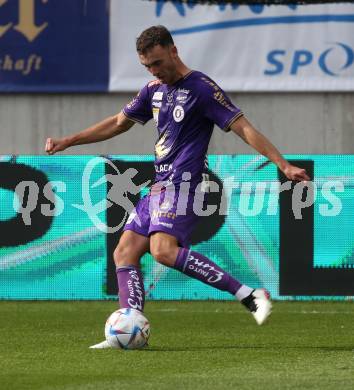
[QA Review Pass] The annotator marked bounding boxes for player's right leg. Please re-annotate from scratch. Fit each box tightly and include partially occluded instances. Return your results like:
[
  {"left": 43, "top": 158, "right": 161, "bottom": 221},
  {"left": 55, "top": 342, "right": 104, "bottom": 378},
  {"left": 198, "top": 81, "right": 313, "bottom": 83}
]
[
  {"left": 90, "top": 231, "right": 150, "bottom": 350},
  {"left": 113, "top": 230, "right": 150, "bottom": 312}
]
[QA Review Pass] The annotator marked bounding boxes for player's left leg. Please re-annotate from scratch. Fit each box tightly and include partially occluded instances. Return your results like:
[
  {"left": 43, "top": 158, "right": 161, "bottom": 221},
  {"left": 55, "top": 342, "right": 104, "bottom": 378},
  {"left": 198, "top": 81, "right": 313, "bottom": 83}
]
[
  {"left": 150, "top": 232, "right": 271, "bottom": 325},
  {"left": 150, "top": 232, "right": 245, "bottom": 298}
]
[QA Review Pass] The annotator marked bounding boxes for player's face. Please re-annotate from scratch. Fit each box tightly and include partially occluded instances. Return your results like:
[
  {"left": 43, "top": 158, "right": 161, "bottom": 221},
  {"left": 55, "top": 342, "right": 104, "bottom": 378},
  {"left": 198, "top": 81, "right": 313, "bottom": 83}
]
[{"left": 139, "top": 44, "right": 178, "bottom": 85}]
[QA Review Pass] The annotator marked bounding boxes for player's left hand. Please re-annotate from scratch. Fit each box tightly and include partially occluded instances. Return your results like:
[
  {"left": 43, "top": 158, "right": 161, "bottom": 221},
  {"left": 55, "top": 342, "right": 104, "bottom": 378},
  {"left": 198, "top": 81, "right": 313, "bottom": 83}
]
[{"left": 282, "top": 165, "right": 310, "bottom": 182}]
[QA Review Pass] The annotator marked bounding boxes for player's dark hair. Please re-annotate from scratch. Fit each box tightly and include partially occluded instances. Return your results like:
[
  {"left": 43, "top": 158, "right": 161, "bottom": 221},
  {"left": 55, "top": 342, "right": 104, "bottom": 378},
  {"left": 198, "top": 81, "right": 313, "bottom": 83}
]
[{"left": 136, "top": 25, "right": 174, "bottom": 54}]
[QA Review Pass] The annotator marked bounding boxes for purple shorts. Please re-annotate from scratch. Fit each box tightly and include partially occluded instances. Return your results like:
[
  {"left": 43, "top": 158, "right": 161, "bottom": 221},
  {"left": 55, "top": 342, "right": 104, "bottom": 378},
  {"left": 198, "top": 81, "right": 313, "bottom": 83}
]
[{"left": 123, "top": 188, "right": 203, "bottom": 248}]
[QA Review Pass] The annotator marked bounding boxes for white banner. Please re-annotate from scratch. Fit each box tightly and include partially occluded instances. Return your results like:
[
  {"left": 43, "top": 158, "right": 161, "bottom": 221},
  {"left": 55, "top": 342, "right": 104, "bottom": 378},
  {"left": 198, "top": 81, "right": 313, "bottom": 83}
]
[{"left": 110, "top": 1, "right": 354, "bottom": 92}]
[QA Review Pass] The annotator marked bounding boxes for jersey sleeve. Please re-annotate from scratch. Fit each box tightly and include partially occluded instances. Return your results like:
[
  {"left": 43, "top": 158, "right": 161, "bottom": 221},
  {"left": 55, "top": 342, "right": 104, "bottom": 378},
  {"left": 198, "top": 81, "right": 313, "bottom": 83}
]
[
  {"left": 199, "top": 76, "right": 243, "bottom": 132},
  {"left": 122, "top": 84, "right": 153, "bottom": 125}
]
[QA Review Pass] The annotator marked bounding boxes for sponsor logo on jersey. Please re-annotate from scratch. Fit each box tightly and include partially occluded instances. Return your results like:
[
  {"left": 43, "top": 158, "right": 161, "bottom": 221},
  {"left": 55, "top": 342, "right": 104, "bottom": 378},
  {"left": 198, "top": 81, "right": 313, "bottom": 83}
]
[
  {"left": 155, "top": 132, "right": 172, "bottom": 159},
  {"left": 177, "top": 88, "right": 190, "bottom": 95},
  {"left": 153, "top": 107, "right": 160, "bottom": 125},
  {"left": 213, "top": 91, "right": 236, "bottom": 112},
  {"left": 176, "top": 95, "right": 187, "bottom": 102},
  {"left": 155, "top": 163, "right": 173, "bottom": 173},
  {"left": 160, "top": 200, "right": 171, "bottom": 211},
  {"left": 153, "top": 91, "right": 163, "bottom": 100},
  {"left": 152, "top": 210, "right": 177, "bottom": 220},
  {"left": 159, "top": 222, "right": 173, "bottom": 229},
  {"left": 173, "top": 105, "right": 184, "bottom": 122},
  {"left": 201, "top": 77, "right": 219, "bottom": 91}
]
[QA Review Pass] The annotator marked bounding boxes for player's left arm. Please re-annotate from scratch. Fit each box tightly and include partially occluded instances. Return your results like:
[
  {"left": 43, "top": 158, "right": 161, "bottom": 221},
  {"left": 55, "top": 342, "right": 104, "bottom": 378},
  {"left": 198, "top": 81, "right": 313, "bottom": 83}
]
[{"left": 230, "top": 116, "right": 310, "bottom": 182}]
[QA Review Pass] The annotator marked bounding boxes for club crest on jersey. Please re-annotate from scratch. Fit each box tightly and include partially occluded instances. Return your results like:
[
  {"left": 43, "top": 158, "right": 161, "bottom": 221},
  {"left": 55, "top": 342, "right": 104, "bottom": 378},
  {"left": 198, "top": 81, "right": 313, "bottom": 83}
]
[
  {"left": 173, "top": 105, "right": 184, "bottom": 123},
  {"left": 167, "top": 93, "right": 174, "bottom": 105}
]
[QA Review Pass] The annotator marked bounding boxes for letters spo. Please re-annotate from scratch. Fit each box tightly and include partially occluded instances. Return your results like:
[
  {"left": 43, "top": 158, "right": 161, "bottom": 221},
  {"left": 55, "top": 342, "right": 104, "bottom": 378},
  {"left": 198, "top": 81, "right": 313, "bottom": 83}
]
[{"left": 265, "top": 42, "right": 354, "bottom": 76}]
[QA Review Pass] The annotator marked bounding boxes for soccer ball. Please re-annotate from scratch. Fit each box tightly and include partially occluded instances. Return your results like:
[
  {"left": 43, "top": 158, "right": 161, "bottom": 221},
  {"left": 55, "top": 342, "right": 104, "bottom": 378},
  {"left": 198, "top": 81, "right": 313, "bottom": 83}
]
[{"left": 104, "top": 308, "right": 150, "bottom": 350}]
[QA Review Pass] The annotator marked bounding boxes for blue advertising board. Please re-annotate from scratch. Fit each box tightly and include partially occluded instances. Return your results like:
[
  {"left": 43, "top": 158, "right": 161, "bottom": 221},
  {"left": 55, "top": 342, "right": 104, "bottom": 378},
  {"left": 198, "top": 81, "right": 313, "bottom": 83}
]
[
  {"left": 0, "top": 0, "right": 108, "bottom": 91},
  {"left": 1, "top": 1, "right": 354, "bottom": 91}
]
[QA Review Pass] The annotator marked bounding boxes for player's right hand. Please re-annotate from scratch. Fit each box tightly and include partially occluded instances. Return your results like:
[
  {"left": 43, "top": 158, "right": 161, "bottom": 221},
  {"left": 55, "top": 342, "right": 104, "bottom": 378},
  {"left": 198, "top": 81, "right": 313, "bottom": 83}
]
[{"left": 45, "top": 138, "right": 68, "bottom": 155}]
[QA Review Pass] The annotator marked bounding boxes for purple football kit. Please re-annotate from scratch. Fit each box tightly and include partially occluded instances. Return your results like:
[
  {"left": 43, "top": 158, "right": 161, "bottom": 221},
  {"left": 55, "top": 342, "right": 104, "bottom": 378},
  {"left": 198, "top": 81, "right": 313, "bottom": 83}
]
[
  {"left": 113, "top": 70, "right": 268, "bottom": 319},
  {"left": 122, "top": 70, "right": 243, "bottom": 247}
]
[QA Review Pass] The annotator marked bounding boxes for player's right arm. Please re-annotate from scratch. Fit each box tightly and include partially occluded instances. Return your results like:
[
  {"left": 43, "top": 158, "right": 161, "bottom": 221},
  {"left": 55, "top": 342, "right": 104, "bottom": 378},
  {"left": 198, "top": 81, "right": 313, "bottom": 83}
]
[{"left": 45, "top": 111, "right": 134, "bottom": 155}]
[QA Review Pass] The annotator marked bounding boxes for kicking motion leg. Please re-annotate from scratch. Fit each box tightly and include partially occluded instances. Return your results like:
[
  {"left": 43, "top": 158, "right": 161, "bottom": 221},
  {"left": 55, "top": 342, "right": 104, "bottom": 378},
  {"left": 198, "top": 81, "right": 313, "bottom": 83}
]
[{"left": 150, "top": 232, "right": 271, "bottom": 325}]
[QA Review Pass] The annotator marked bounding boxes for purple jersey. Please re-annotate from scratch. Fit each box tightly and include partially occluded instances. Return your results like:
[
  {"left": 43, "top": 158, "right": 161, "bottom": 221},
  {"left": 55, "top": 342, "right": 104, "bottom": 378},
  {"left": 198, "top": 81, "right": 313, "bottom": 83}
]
[{"left": 123, "top": 71, "right": 243, "bottom": 191}]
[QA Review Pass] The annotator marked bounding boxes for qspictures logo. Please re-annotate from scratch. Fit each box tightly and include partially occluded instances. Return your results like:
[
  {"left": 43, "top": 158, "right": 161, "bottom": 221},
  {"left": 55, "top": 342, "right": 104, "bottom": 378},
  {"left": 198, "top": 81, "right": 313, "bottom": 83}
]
[
  {"left": 0, "top": 0, "right": 48, "bottom": 76},
  {"left": 1, "top": 157, "right": 346, "bottom": 233}
]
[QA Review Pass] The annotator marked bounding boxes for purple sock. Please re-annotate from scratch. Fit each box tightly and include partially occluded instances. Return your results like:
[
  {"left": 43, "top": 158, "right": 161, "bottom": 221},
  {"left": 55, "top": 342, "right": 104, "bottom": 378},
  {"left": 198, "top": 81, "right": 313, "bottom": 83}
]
[
  {"left": 116, "top": 265, "right": 145, "bottom": 312},
  {"left": 174, "top": 248, "right": 242, "bottom": 295}
]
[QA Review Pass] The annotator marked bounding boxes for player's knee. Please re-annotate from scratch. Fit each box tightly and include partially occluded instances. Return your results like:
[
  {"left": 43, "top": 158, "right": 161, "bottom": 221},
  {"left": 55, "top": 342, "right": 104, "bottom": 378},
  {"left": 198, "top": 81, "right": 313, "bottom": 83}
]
[
  {"left": 113, "top": 244, "right": 132, "bottom": 267},
  {"left": 114, "top": 231, "right": 149, "bottom": 268},
  {"left": 150, "top": 243, "right": 178, "bottom": 267},
  {"left": 151, "top": 249, "right": 171, "bottom": 267}
]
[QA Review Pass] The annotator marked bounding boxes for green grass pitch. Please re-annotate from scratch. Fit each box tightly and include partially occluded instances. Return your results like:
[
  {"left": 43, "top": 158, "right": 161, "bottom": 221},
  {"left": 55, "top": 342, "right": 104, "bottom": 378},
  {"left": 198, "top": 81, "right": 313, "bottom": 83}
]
[{"left": 1, "top": 301, "right": 354, "bottom": 390}]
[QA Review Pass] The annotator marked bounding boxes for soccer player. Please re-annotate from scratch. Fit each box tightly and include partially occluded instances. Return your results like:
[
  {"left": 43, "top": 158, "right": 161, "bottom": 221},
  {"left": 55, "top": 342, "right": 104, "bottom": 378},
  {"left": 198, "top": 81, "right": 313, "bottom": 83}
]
[{"left": 45, "top": 26, "right": 309, "bottom": 347}]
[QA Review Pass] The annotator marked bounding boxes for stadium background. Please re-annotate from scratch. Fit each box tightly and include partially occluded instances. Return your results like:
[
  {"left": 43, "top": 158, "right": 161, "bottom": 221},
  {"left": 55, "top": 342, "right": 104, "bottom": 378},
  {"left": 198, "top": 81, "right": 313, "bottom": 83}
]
[{"left": 0, "top": 0, "right": 354, "bottom": 301}]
